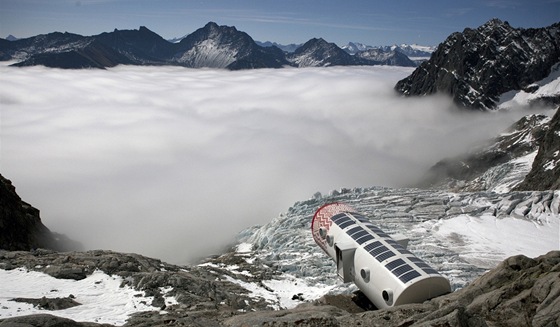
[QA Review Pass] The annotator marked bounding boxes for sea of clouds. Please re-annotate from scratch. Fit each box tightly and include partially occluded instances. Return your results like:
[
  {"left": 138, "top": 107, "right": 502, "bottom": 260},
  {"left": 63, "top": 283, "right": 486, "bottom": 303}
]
[{"left": 0, "top": 64, "right": 545, "bottom": 263}]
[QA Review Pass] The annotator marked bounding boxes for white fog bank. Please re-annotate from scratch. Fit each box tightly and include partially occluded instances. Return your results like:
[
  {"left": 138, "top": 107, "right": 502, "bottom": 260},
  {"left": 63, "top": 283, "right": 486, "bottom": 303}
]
[{"left": 0, "top": 65, "right": 545, "bottom": 263}]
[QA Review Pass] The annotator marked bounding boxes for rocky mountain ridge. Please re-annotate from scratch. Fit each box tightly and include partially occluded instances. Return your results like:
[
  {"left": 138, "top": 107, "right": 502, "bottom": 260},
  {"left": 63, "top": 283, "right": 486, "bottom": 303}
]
[
  {"left": 395, "top": 19, "right": 560, "bottom": 110},
  {"left": 255, "top": 41, "right": 302, "bottom": 53},
  {"left": 516, "top": 106, "right": 560, "bottom": 190},
  {"left": 342, "top": 42, "right": 435, "bottom": 58},
  {"left": 0, "top": 22, "right": 418, "bottom": 70},
  {"left": 0, "top": 174, "right": 81, "bottom": 252},
  {"left": 416, "top": 103, "right": 560, "bottom": 192}
]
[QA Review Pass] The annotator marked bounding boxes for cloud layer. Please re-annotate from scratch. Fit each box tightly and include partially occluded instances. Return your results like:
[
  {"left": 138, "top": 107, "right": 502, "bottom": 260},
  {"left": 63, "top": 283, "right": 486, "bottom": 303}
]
[{"left": 0, "top": 65, "right": 538, "bottom": 263}]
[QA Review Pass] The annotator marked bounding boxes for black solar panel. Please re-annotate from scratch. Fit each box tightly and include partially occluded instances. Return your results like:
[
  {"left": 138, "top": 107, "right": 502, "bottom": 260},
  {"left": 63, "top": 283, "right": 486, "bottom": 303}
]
[
  {"left": 369, "top": 245, "right": 388, "bottom": 257},
  {"left": 392, "top": 264, "right": 414, "bottom": 276},
  {"left": 399, "top": 270, "right": 421, "bottom": 283},
  {"left": 356, "top": 234, "right": 374, "bottom": 244},
  {"left": 333, "top": 216, "right": 351, "bottom": 224},
  {"left": 350, "top": 230, "right": 369, "bottom": 240},
  {"left": 364, "top": 241, "right": 382, "bottom": 252},
  {"left": 336, "top": 217, "right": 352, "bottom": 224},
  {"left": 331, "top": 213, "right": 348, "bottom": 222},
  {"left": 385, "top": 259, "right": 406, "bottom": 271},
  {"left": 337, "top": 220, "right": 355, "bottom": 229},
  {"left": 347, "top": 226, "right": 362, "bottom": 235},
  {"left": 399, "top": 249, "right": 412, "bottom": 255},
  {"left": 376, "top": 250, "right": 395, "bottom": 262}
]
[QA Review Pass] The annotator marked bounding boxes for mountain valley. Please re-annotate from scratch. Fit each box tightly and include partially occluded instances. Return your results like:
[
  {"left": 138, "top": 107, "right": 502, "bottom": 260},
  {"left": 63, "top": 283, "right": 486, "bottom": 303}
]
[{"left": 1, "top": 18, "right": 560, "bottom": 327}]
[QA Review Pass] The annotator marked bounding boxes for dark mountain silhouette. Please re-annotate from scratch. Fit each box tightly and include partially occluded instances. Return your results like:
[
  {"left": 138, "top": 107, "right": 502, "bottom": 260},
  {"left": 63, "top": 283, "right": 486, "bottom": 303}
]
[
  {"left": 0, "top": 23, "right": 415, "bottom": 69},
  {"left": 0, "top": 174, "right": 81, "bottom": 251},
  {"left": 173, "top": 22, "right": 289, "bottom": 69},
  {"left": 13, "top": 40, "right": 134, "bottom": 68},
  {"left": 395, "top": 19, "right": 560, "bottom": 110},
  {"left": 94, "top": 26, "right": 176, "bottom": 64},
  {"left": 256, "top": 41, "right": 302, "bottom": 53},
  {"left": 286, "top": 38, "right": 358, "bottom": 67}
]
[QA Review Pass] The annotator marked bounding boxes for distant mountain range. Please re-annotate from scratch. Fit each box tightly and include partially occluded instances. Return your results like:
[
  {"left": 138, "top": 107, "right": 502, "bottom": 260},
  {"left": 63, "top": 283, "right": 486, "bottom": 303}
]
[
  {"left": 3, "top": 19, "right": 559, "bottom": 112},
  {"left": 0, "top": 22, "right": 422, "bottom": 69},
  {"left": 342, "top": 42, "right": 435, "bottom": 65},
  {"left": 395, "top": 19, "right": 560, "bottom": 110}
]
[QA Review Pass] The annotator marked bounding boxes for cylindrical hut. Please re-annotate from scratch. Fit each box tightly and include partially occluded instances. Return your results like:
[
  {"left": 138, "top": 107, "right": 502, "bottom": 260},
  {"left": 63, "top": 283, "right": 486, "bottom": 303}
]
[{"left": 311, "top": 203, "right": 451, "bottom": 309}]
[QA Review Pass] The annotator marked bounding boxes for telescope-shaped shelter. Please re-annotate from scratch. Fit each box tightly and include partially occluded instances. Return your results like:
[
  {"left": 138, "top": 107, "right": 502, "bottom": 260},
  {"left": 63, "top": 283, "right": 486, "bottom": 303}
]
[{"left": 312, "top": 203, "right": 451, "bottom": 309}]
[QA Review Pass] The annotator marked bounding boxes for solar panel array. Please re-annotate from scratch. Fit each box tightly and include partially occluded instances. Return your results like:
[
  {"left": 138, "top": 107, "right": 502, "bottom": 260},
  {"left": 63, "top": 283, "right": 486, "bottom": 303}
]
[{"left": 330, "top": 212, "right": 441, "bottom": 284}]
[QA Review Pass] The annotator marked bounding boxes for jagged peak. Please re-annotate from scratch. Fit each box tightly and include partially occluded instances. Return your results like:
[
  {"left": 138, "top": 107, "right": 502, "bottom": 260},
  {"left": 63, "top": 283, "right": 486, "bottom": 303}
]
[
  {"left": 202, "top": 21, "right": 238, "bottom": 33},
  {"left": 478, "top": 18, "right": 513, "bottom": 33},
  {"left": 308, "top": 37, "right": 327, "bottom": 44},
  {"left": 111, "top": 26, "right": 156, "bottom": 34},
  {"left": 484, "top": 18, "right": 508, "bottom": 26},
  {"left": 300, "top": 38, "right": 335, "bottom": 49},
  {"left": 202, "top": 21, "right": 220, "bottom": 32}
]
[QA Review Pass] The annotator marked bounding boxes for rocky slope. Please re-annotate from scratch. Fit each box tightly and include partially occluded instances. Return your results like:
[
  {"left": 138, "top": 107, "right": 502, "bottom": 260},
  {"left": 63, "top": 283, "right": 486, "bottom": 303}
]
[
  {"left": 395, "top": 19, "right": 560, "bottom": 110},
  {"left": 1, "top": 247, "right": 558, "bottom": 326},
  {"left": 0, "top": 174, "right": 80, "bottom": 252},
  {"left": 516, "top": 106, "right": 560, "bottom": 190},
  {"left": 418, "top": 112, "right": 551, "bottom": 192},
  {"left": 417, "top": 105, "right": 560, "bottom": 193},
  {"left": 286, "top": 38, "right": 358, "bottom": 67},
  {"left": 173, "top": 22, "right": 289, "bottom": 69},
  {"left": 255, "top": 41, "right": 302, "bottom": 53}
]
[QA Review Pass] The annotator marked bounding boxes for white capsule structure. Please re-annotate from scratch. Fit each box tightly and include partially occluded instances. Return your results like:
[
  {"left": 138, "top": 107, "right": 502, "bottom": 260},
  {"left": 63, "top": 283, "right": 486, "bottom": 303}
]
[{"left": 312, "top": 203, "right": 451, "bottom": 309}]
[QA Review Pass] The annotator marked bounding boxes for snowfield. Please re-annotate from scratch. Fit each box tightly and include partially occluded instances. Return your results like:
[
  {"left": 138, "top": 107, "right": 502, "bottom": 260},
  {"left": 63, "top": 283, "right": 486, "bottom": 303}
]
[
  {"left": 431, "top": 213, "right": 559, "bottom": 267},
  {"left": 499, "top": 62, "right": 560, "bottom": 109},
  {"left": 0, "top": 269, "right": 175, "bottom": 325}
]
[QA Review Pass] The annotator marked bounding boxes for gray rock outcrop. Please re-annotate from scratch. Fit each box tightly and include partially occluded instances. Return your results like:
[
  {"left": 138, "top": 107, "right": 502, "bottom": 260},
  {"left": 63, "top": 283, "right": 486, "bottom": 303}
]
[
  {"left": 516, "top": 106, "right": 560, "bottom": 190},
  {"left": 1, "top": 249, "right": 558, "bottom": 326},
  {"left": 418, "top": 111, "right": 551, "bottom": 191},
  {"left": 0, "top": 174, "right": 81, "bottom": 252},
  {"left": 0, "top": 314, "right": 111, "bottom": 327},
  {"left": 395, "top": 19, "right": 560, "bottom": 110}
]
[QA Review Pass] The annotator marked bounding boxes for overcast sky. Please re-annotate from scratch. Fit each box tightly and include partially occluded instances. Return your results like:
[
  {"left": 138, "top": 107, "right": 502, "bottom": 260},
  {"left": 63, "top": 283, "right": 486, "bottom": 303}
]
[{"left": 1, "top": 0, "right": 558, "bottom": 46}]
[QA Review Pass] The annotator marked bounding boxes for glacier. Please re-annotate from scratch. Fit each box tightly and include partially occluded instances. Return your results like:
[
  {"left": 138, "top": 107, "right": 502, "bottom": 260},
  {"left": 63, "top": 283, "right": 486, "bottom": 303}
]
[{"left": 233, "top": 187, "right": 559, "bottom": 304}]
